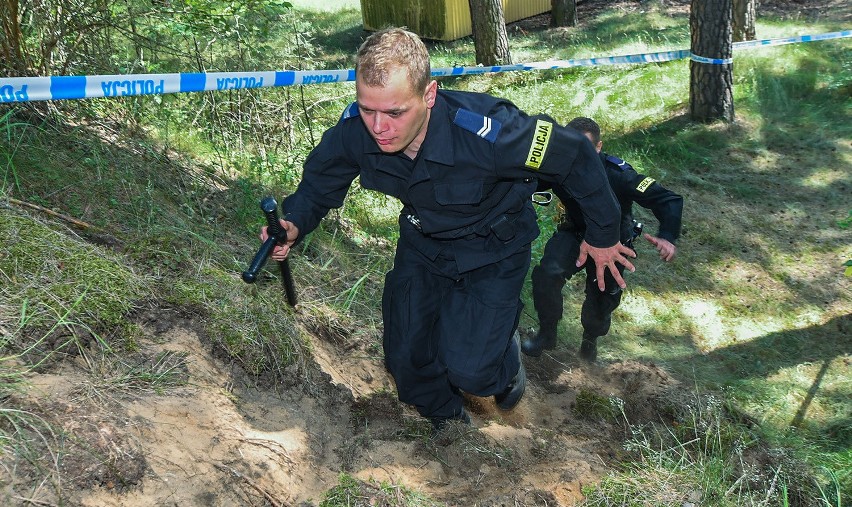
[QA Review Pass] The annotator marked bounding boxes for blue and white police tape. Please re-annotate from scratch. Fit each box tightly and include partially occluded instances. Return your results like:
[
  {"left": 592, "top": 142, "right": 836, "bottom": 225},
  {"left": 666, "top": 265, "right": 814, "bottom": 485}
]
[
  {"left": 0, "top": 69, "right": 356, "bottom": 103},
  {"left": 689, "top": 54, "right": 733, "bottom": 65},
  {"left": 732, "top": 30, "right": 851, "bottom": 49},
  {"left": 1, "top": 29, "right": 848, "bottom": 104}
]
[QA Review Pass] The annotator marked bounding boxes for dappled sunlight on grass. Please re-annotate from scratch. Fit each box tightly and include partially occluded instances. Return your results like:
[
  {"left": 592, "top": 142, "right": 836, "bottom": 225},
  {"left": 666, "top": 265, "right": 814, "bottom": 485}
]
[
  {"left": 616, "top": 291, "right": 674, "bottom": 328},
  {"left": 660, "top": 313, "right": 849, "bottom": 436},
  {"left": 579, "top": 7, "right": 688, "bottom": 51},
  {"left": 495, "top": 62, "right": 689, "bottom": 130},
  {"left": 800, "top": 168, "right": 850, "bottom": 188},
  {"left": 680, "top": 298, "right": 726, "bottom": 349},
  {"left": 605, "top": 277, "right": 848, "bottom": 461}
]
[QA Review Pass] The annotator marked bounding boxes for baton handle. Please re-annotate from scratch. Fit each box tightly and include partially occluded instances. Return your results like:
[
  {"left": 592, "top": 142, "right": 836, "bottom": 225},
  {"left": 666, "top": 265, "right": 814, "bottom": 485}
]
[
  {"left": 262, "top": 196, "right": 284, "bottom": 238},
  {"left": 241, "top": 196, "right": 298, "bottom": 307}
]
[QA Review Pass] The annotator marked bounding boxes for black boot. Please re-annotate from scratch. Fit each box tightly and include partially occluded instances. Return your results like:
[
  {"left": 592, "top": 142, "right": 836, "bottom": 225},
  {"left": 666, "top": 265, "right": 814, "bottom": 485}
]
[
  {"left": 495, "top": 360, "right": 526, "bottom": 410},
  {"left": 521, "top": 322, "right": 558, "bottom": 358},
  {"left": 429, "top": 408, "right": 471, "bottom": 436},
  {"left": 578, "top": 333, "right": 598, "bottom": 362}
]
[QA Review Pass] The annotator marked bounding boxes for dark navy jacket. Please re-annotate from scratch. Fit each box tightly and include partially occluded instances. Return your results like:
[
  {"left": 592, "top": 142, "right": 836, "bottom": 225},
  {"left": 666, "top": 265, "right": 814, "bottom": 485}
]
[
  {"left": 552, "top": 152, "right": 683, "bottom": 244},
  {"left": 283, "top": 89, "right": 621, "bottom": 273}
]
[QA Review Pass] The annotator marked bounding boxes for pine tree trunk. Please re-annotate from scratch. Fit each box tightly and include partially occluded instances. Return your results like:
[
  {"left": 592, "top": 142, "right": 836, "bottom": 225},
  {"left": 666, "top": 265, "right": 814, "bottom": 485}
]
[
  {"left": 551, "top": 0, "right": 577, "bottom": 27},
  {"left": 732, "top": 0, "right": 756, "bottom": 42},
  {"left": 689, "top": 0, "right": 734, "bottom": 122},
  {"left": 468, "top": 0, "right": 512, "bottom": 66}
]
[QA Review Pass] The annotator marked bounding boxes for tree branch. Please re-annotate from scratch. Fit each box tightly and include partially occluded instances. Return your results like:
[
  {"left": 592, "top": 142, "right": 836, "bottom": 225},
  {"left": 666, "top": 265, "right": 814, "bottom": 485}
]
[{"left": 7, "top": 197, "right": 104, "bottom": 232}]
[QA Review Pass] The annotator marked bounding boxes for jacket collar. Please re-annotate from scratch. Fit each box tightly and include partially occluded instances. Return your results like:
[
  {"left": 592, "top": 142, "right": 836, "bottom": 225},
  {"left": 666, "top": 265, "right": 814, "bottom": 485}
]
[{"left": 418, "top": 93, "right": 455, "bottom": 166}]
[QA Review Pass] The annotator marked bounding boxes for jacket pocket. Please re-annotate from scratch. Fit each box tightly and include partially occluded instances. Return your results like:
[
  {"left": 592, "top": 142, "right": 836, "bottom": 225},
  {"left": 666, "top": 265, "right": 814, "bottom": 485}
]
[{"left": 434, "top": 181, "right": 483, "bottom": 206}]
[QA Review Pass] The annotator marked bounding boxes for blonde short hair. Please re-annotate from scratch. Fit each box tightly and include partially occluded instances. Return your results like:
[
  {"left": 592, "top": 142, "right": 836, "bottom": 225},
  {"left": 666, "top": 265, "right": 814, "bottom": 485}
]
[{"left": 356, "top": 27, "right": 431, "bottom": 94}]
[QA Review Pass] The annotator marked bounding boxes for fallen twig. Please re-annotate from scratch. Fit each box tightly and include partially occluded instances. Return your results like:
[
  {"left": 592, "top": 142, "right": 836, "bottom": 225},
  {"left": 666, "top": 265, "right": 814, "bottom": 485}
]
[
  {"left": 12, "top": 496, "right": 58, "bottom": 507},
  {"left": 7, "top": 197, "right": 103, "bottom": 232}
]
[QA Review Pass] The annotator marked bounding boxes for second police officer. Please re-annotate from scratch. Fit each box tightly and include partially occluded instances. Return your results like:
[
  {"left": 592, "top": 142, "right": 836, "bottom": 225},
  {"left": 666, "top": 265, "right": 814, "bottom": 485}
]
[{"left": 524, "top": 117, "right": 684, "bottom": 362}]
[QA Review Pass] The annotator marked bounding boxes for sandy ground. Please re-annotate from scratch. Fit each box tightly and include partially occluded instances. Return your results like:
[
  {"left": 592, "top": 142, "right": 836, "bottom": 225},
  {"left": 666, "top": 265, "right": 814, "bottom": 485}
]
[{"left": 5, "top": 306, "right": 682, "bottom": 506}]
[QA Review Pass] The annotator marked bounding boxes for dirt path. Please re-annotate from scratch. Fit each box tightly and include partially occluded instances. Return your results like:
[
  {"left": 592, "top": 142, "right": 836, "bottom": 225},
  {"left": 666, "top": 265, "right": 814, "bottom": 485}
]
[{"left": 13, "top": 311, "right": 680, "bottom": 506}]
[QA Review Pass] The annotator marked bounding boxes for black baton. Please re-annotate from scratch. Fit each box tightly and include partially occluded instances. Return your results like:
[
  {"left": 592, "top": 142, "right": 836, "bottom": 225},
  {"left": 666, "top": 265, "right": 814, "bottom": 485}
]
[{"left": 242, "top": 196, "right": 298, "bottom": 307}]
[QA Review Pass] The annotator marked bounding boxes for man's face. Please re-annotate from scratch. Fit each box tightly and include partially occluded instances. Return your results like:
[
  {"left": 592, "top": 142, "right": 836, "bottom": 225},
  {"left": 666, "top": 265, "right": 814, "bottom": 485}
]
[
  {"left": 356, "top": 67, "right": 436, "bottom": 156},
  {"left": 582, "top": 132, "right": 603, "bottom": 153}
]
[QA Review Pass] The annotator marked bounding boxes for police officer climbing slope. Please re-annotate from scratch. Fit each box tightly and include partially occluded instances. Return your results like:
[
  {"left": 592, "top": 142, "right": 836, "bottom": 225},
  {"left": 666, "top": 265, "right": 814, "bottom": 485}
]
[
  {"left": 524, "top": 117, "right": 683, "bottom": 362},
  {"left": 259, "top": 29, "right": 636, "bottom": 432}
]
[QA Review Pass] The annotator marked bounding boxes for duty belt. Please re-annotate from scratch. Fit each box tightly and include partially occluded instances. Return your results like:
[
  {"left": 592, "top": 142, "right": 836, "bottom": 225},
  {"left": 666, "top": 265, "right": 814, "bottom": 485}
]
[{"left": 405, "top": 213, "right": 516, "bottom": 242}]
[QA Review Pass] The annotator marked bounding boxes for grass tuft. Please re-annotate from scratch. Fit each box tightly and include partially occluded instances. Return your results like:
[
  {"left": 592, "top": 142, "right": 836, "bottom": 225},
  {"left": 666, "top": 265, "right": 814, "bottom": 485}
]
[
  {"left": 320, "top": 473, "right": 443, "bottom": 507},
  {"left": 580, "top": 392, "right": 838, "bottom": 507}
]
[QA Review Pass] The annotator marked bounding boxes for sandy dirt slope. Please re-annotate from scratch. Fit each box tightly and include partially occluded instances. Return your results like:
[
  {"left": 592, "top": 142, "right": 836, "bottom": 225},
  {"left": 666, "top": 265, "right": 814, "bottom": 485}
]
[{"left": 10, "top": 307, "right": 679, "bottom": 506}]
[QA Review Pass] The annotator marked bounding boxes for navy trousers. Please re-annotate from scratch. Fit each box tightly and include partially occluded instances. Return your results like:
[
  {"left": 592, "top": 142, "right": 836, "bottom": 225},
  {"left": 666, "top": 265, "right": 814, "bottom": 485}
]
[
  {"left": 531, "top": 229, "right": 625, "bottom": 338},
  {"left": 382, "top": 237, "right": 528, "bottom": 419}
]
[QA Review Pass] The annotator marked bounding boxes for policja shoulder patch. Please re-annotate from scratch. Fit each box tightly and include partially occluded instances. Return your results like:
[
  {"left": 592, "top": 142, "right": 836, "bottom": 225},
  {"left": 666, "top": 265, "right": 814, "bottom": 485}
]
[
  {"left": 453, "top": 108, "right": 501, "bottom": 143},
  {"left": 636, "top": 177, "right": 656, "bottom": 192},
  {"left": 525, "top": 119, "right": 553, "bottom": 170}
]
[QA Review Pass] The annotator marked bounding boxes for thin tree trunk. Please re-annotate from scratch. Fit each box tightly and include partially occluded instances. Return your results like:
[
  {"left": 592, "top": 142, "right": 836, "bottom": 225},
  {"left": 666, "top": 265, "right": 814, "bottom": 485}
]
[
  {"left": 468, "top": 0, "right": 511, "bottom": 66},
  {"left": 689, "top": 0, "right": 734, "bottom": 122},
  {"left": 551, "top": 0, "right": 577, "bottom": 27},
  {"left": 732, "top": 0, "right": 756, "bottom": 42}
]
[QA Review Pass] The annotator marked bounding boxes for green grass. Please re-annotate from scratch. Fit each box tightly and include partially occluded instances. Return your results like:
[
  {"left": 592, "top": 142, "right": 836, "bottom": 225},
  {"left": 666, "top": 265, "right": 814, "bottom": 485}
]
[
  {"left": 0, "top": 213, "right": 148, "bottom": 349},
  {"left": 579, "top": 392, "right": 845, "bottom": 507},
  {"left": 320, "top": 473, "right": 443, "bottom": 507}
]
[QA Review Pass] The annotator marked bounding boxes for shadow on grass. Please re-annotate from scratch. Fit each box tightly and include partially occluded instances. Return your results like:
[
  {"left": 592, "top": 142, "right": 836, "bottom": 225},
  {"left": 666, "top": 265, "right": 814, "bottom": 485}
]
[
  {"left": 670, "top": 313, "right": 848, "bottom": 381},
  {"left": 668, "top": 313, "right": 850, "bottom": 442}
]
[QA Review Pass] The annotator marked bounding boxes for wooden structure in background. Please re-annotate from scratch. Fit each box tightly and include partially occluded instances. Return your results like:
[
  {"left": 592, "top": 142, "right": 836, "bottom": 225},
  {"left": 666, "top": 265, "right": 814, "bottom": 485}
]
[{"left": 360, "top": 0, "right": 550, "bottom": 41}]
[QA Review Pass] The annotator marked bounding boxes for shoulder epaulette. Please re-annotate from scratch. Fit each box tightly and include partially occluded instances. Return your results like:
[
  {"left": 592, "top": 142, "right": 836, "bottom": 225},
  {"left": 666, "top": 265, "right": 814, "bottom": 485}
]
[
  {"left": 340, "top": 101, "right": 360, "bottom": 121},
  {"left": 605, "top": 154, "right": 631, "bottom": 171},
  {"left": 453, "top": 108, "right": 501, "bottom": 143}
]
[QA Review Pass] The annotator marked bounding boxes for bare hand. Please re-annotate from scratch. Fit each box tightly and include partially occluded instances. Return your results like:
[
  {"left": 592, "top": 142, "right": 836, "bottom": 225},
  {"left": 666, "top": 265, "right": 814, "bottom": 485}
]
[
  {"left": 260, "top": 219, "right": 299, "bottom": 261},
  {"left": 643, "top": 233, "right": 677, "bottom": 262},
  {"left": 576, "top": 241, "right": 636, "bottom": 291}
]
